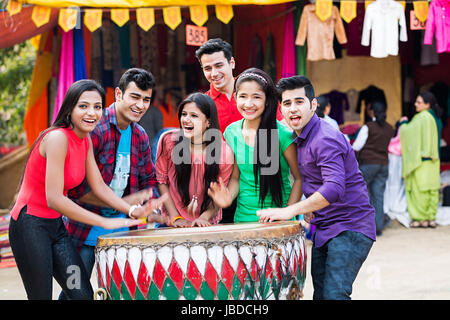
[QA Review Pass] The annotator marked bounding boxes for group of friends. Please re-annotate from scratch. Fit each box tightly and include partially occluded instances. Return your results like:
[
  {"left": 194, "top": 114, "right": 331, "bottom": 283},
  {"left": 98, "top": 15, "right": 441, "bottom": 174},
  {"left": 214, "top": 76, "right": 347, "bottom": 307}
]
[{"left": 10, "top": 38, "right": 381, "bottom": 301}]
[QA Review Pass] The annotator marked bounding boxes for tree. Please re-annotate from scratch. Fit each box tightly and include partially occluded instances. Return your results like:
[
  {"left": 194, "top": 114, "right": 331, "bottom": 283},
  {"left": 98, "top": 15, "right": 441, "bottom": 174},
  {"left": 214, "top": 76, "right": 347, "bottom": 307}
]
[{"left": 0, "top": 40, "right": 36, "bottom": 147}]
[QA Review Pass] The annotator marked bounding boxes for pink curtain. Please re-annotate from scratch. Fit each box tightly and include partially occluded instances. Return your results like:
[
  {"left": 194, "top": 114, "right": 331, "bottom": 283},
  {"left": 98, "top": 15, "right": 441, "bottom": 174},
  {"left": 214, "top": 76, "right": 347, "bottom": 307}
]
[
  {"left": 282, "top": 11, "right": 296, "bottom": 78},
  {"left": 53, "top": 30, "right": 74, "bottom": 123}
]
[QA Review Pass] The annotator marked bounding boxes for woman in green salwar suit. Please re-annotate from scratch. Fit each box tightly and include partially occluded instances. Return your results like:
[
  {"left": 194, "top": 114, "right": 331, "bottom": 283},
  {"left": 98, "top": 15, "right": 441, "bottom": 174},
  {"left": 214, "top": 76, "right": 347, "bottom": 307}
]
[{"left": 400, "top": 91, "right": 442, "bottom": 228}]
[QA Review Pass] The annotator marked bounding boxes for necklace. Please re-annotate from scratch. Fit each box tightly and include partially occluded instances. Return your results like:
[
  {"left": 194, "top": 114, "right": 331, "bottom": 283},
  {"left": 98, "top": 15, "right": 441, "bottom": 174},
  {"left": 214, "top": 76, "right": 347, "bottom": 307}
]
[{"left": 186, "top": 155, "right": 202, "bottom": 218}]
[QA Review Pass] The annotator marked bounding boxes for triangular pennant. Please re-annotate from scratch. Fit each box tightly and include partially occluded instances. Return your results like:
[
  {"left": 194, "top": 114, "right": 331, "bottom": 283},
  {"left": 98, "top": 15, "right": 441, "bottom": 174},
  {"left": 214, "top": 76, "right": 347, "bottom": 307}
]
[
  {"left": 136, "top": 8, "right": 155, "bottom": 31},
  {"left": 58, "top": 7, "right": 78, "bottom": 32},
  {"left": 84, "top": 9, "right": 102, "bottom": 32},
  {"left": 413, "top": 1, "right": 429, "bottom": 23},
  {"left": 189, "top": 5, "right": 208, "bottom": 27},
  {"left": 31, "top": 6, "right": 51, "bottom": 28},
  {"left": 340, "top": 0, "right": 357, "bottom": 23},
  {"left": 215, "top": 5, "right": 233, "bottom": 24},
  {"left": 163, "top": 7, "right": 182, "bottom": 30},
  {"left": 6, "top": 0, "right": 21, "bottom": 16},
  {"left": 111, "top": 8, "right": 129, "bottom": 27},
  {"left": 315, "top": 0, "right": 332, "bottom": 22}
]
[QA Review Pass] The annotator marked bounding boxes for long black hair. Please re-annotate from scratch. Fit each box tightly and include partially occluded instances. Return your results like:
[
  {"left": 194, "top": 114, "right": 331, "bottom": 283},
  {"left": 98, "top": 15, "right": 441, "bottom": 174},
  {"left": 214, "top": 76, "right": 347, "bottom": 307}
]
[
  {"left": 170, "top": 93, "right": 221, "bottom": 214},
  {"left": 419, "top": 91, "right": 442, "bottom": 118},
  {"left": 235, "top": 68, "right": 284, "bottom": 208},
  {"left": 371, "top": 101, "right": 387, "bottom": 127}
]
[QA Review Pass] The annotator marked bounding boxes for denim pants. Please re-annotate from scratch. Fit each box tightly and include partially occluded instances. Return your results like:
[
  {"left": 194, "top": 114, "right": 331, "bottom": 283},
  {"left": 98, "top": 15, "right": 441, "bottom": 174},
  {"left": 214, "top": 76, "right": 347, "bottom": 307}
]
[
  {"left": 311, "top": 230, "right": 373, "bottom": 300},
  {"left": 9, "top": 206, "right": 93, "bottom": 300},
  {"left": 359, "top": 164, "right": 389, "bottom": 233}
]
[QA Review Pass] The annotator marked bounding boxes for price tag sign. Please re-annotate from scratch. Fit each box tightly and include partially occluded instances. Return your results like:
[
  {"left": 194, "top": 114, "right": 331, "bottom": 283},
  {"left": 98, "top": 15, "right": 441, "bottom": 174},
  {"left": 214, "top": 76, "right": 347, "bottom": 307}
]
[
  {"left": 186, "top": 24, "right": 208, "bottom": 46},
  {"left": 410, "top": 10, "right": 426, "bottom": 30}
]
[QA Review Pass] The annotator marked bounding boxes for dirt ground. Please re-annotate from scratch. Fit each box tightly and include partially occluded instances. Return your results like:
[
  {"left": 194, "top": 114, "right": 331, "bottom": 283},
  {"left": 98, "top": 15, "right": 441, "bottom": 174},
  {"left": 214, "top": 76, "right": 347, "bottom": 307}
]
[{"left": 1, "top": 220, "right": 450, "bottom": 300}]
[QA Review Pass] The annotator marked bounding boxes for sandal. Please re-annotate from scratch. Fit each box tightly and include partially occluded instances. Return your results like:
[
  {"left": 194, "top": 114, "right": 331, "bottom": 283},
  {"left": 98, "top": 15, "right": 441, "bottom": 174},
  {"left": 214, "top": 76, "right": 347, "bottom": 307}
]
[
  {"left": 410, "top": 221, "right": 421, "bottom": 228},
  {"left": 428, "top": 220, "right": 437, "bottom": 228},
  {"left": 418, "top": 221, "right": 429, "bottom": 228}
]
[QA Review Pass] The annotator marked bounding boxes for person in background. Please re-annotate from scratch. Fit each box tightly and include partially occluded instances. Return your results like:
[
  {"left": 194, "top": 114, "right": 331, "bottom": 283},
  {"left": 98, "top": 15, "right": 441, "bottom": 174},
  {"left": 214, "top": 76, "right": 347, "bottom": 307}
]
[
  {"left": 8, "top": 80, "right": 161, "bottom": 300},
  {"left": 257, "top": 75, "right": 375, "bottom": 300},
  {"left": 316, "top": 95, "right": 339, "bottom": 131},
  {"left": 400, "top": 91, "right": 442, "bottom": 228},
  {"left": 352, "top": 101, "right": 394, "bottom": 235},
  {"left": 156, "top": 93, "right": 234, "bottom": 227}
]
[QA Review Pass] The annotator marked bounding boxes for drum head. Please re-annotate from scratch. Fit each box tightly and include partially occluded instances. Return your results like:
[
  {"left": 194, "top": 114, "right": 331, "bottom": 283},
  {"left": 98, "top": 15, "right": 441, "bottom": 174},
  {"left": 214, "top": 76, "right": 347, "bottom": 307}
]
[{"left": 97, "top": 221, "right": 302, "bottom": 248}]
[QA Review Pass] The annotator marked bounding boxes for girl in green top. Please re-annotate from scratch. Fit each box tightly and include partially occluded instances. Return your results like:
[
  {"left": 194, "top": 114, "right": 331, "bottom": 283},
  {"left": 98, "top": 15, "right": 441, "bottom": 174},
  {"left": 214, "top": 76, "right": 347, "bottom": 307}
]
[{"left": 208, "top": 68, "right": 302, "bottom": 222}]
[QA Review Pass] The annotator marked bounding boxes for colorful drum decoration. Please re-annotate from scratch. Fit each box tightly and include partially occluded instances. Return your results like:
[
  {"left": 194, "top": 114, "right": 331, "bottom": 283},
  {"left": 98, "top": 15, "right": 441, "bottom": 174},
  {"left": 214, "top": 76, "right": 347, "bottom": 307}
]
[{"left": 95, "top": 221, "right": 306, "bottom": 300}]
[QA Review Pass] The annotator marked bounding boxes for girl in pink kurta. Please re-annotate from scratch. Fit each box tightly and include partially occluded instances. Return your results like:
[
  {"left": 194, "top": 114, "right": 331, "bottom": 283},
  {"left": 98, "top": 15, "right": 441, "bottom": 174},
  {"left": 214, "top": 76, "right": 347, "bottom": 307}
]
[{"left": 155, "top": 93, "right": 234, "bottom": 227}]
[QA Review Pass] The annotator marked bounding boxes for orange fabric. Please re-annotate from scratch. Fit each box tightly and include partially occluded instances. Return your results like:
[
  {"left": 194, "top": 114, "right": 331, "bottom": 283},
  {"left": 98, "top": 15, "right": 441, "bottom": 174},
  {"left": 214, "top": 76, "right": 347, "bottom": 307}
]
[
  {"left": 295, "top": 4, "right": 347, "bottom": 61},
  {"left": 159, "top": 93, "right": 179, "bottom": 128},
  {"left": 23, "top": 31, "right": 53, "bottom": 146},
  {"left": 105, "top": 87, "right": 115, "bottom": 107}
]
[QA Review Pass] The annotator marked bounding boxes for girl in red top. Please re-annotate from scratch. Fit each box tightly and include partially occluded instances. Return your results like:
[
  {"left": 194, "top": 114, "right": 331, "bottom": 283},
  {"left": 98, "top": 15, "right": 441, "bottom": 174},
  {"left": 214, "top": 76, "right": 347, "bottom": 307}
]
[{"left": 9, "top": 80, "right": 166, "bottom": 300}]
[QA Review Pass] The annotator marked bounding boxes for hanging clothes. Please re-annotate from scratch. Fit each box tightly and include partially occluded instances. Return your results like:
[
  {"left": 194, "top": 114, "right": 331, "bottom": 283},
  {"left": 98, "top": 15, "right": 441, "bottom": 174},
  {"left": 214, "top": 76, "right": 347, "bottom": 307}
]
[
  {"left": 293, "top": 1, "right": 307, "bottom": 76},
  {"left": 345, "top": 3, "right": 371, "bottom": 57},
  {"left": 295, "top": 4, "right": 347, "bottom": 61},
  {"left": 361, "top": 0, "right": 408, "bottom": 58},
  {"left": 73, "top": 27, "right": 87, "bottom": 81},
  {"left": 263, "top": 32, "right": 276, "bottom": 82},
  {"left": 53, "top": 30, "right": 74, "bottom": 123},
  {"left": 424, "top": 0, "right": 450, "bottom": 53},
  {"left": 249, "top": 34, "right": 264, "bottom": 71},
  {"left": 323, "top": 90, "right": 349, "bottom": 125},
  {"left": 282, "top": 11, "right": 296, "bottom": 78}
]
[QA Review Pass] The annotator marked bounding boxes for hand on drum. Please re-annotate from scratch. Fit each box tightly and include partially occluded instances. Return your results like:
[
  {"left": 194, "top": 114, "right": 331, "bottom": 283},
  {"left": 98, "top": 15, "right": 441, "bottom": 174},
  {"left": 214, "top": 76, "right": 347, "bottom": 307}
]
[
  {"left": 257, "top": 205, "right": 300, "bottom": 223},
  {"left": 191, "top": 217, "right": 211, "bottom": 227},
  {"left": 208, "top": 178, "right": 233, "bottom": 209},
  {"left": 131, "top": 193, "right": 169, "bottom": 219},
  {"left": 102, "top": 218, "right": 141, "bottom": 230}
]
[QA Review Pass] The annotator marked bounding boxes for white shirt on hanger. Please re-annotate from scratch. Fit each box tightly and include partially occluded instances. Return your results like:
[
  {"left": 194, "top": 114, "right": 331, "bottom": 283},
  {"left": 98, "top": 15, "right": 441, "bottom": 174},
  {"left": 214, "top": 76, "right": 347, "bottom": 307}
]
[{"left": 361, "top": 0, "right": 408, "bottom": 58}]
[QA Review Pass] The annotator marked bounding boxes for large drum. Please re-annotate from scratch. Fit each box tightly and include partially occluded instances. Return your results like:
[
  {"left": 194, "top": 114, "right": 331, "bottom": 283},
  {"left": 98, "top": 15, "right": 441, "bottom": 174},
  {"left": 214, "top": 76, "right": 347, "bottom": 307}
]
[{"left": 95, "top": 221, "right": 306, "bottom": 300}]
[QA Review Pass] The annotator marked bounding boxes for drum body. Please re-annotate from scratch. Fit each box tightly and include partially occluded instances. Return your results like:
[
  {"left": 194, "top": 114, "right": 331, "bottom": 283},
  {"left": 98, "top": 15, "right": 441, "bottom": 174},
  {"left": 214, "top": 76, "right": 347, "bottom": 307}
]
[{"left": 95, "top": 221, "right": 306, "bottom": 300}]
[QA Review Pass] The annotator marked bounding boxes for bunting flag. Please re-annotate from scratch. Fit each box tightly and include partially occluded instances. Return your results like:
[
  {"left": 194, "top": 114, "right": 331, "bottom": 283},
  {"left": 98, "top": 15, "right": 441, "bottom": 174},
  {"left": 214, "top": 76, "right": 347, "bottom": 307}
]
[
  {"left": 23, "top": 31, "right": 52, "bottom": 146},
  {"left": 31, "top": 6, "right": 51, "bottom": 28},
  {"left": 340, "top": 0, "right": 357, "bottom": 23},
  {"left": 215, "top": 5, "right": 233, "bottom": 24},
  {"left": 84, "top": 9, "right": 102, "bottom": 32},
  {"left": 189, "top": 5, "right": 208, "bottom": 27},
  {"left": 365, "top": 0, "right": 375, "bottom": 10},
  {"left": 163, "top": 7, "right": 182, "bottom": 30},
  {"left": 315, "top": 0, "right": 332, "bottom": 21},
  {"left": 6, "top": 0, "right": 22, "bottom": 16},
  {"left": 413, "top": 1, "right": 429, "bottom": 22},
  {"left": 136, "top": 8, "right": 155, "bottom": 31},
  {"left": 110, "top": 8, "right": 129, "bottom": 27},
  {"left": 58, "top": 7, "right": 78, "bottom": 32}
]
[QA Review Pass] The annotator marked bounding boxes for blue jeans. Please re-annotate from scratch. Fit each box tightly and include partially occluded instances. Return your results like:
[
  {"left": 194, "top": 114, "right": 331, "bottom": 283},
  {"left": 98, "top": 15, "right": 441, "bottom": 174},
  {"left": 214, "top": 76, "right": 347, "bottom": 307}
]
[
  {"left": 311, "top": 230, "right": 373, "bottom": 300},
  {"left": 359, "top": 164, "right": 389, "bottom": 233},
  {"left": 9, "top": 206, "right": 93, "bottom": 300},
  {"left": 58, "top": 244, "right": 95, "bottom": 300}
]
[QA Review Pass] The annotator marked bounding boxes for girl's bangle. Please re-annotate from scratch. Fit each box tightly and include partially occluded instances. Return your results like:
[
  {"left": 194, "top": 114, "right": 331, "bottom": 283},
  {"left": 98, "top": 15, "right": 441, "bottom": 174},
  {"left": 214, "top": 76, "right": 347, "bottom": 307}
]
[{"left": 171, "top": 215, "right": 184, "bottom": 226}]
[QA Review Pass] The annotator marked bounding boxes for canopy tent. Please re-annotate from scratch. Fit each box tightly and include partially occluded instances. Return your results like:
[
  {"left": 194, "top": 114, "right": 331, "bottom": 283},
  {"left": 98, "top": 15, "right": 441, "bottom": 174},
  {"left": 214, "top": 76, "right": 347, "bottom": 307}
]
[{"left": 21, "top": 0, "right": 294, "bottom": 7}]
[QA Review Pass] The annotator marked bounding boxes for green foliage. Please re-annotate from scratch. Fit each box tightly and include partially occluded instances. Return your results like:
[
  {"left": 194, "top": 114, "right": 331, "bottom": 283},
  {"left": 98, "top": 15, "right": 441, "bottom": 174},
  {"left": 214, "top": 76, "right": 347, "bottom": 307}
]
[{"left": 0, "top": 40, "right": 36, "bottom": 146}]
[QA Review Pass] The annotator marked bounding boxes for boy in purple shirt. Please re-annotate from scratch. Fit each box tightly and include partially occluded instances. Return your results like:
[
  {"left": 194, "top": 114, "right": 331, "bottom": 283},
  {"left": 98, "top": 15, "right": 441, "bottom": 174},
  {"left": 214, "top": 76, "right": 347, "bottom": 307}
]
[{"left": 257, "top": 75, "right": 376, "bottom": 300}]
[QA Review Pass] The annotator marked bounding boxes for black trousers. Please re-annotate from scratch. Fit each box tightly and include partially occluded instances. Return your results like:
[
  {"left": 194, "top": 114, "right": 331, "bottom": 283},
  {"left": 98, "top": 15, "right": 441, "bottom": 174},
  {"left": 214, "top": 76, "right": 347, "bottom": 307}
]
[{"left": 9, "top": 206, "right": 93, "bottom": 300}]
